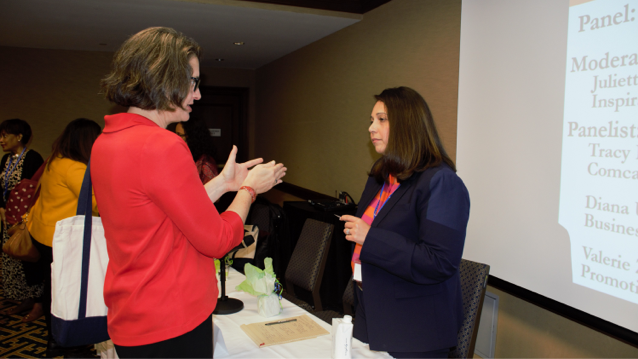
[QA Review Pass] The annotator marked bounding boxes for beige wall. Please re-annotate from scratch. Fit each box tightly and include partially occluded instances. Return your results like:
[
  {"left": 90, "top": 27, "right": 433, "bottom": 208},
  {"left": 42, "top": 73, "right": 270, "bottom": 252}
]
[
  {"left": 254, "top": 0, "right": 461, "bottom": 202},
  {"left": 253, "top": 0, "right": 638, "bottom": 357},
  {"left": 0, "top": 46, "right": 255, "bottom": 159},
  {"left": 0, "top": 47, "right": 115, "bottom": 158}
]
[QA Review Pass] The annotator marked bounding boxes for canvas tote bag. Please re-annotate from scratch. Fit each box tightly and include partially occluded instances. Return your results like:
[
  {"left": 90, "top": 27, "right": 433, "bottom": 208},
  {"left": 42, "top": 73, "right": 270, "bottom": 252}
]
[{"left": 51, "top": 161, "right": 110, "bottom": 346}]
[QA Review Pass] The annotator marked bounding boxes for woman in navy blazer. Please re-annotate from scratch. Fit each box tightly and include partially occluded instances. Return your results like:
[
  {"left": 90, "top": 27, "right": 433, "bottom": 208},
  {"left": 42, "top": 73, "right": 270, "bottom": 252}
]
[{"left": 341, "top": 87, "right": 470, "bottom": 358}]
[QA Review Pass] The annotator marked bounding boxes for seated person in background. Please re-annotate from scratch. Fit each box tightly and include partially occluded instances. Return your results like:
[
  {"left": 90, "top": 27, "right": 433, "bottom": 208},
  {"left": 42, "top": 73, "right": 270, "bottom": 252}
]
[{"left": 173, "top": 117, "right": 219, "bottom": 184}]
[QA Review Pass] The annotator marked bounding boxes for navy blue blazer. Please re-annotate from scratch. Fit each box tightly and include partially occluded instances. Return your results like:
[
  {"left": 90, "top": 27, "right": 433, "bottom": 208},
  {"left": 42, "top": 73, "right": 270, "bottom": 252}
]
[{"left": 354, "top": 163, "right": 470, "bottom": 352}]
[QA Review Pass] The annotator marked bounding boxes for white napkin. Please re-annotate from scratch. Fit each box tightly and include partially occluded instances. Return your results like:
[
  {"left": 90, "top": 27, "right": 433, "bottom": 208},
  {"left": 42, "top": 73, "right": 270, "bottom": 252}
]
[{"left": 213, "top": 322, "right": 229, "bottom": 358}]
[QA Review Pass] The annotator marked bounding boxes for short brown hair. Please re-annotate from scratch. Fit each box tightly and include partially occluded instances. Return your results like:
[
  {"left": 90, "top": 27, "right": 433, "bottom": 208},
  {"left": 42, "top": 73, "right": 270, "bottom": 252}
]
[
  {"left": 101, "top": 27, "right": 202, "bottom": 112},
  {"left": 369, "top": 87, "right": 456, "bottom": 183}
]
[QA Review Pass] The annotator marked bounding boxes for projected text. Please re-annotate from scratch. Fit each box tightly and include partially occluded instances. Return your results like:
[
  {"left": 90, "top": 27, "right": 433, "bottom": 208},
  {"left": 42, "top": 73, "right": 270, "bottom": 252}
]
[{"left": 560, "top": 0, "right": 638, "bottom": 305}]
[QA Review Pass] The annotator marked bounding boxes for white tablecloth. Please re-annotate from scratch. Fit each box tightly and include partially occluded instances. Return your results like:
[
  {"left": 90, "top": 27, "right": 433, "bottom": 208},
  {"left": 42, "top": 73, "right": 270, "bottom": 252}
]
[{"left": 214, "top": 268, "right": 391, "bottom": 359}]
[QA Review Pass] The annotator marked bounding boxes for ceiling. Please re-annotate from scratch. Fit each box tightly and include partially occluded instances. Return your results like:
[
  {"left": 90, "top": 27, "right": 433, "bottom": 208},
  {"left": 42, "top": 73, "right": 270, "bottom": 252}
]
[
  {"left": 0, "top": 0, "right": 390, "bottom": 69},
  {"left": 241, "top": 0, "right": 391, "bottom": 13}
]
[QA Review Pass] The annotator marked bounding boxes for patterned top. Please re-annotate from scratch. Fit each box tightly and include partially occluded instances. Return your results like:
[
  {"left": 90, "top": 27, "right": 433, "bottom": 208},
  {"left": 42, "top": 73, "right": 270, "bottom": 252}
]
[{"left": 195, "top": 154, "right": 219, "bottom": 184}]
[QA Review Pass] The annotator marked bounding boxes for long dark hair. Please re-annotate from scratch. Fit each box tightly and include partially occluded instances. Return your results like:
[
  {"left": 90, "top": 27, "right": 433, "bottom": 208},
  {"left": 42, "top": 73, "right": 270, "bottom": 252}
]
[
  {"left": 181, "top": 117, "right": 217, "bottom": 162},
  {"left": 50, "top": 118, "right": 102, "bottom": 166},
  {"left": 369, "top": 87, "right": 455, "bottom": 184}
]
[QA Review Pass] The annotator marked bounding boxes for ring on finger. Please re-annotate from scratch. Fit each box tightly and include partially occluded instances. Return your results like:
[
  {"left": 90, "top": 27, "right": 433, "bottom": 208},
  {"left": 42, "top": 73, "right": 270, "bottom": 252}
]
[{"left": 345, "top": 229, "right": 350, "bottom": 235}]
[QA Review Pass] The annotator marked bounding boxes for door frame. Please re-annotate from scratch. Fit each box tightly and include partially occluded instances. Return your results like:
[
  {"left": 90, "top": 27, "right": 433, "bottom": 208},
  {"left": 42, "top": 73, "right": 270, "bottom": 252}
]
[{"left": 195, "top": 86, "right": 250, "bottom": 164}]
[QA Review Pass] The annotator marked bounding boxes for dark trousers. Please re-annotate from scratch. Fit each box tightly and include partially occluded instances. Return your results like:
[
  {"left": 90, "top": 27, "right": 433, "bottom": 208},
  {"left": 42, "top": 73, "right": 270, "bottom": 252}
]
[
  {"left": 114, "top": 314, "right": 214, "bottom": 358},
  {"left": 22, "top": 235, "right": 46, "bottom": 296},
  {"left": 30, "top": 238, "right": 53, "bottom": 341},
  {"left": 354, "top": 284, "right": 451, "bottom": 359}
]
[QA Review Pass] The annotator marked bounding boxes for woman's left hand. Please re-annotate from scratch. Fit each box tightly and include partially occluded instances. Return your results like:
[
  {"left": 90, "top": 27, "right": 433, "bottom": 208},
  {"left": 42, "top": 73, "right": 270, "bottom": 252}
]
[{"left": 340, "top": 215, "right": 370, "bottom": 245}]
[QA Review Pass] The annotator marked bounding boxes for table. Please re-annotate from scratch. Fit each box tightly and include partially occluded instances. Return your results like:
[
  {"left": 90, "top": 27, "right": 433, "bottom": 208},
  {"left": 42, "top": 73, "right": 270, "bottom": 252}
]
[{"left": 213, "top": 268, "right": 390, "bottom": 359}]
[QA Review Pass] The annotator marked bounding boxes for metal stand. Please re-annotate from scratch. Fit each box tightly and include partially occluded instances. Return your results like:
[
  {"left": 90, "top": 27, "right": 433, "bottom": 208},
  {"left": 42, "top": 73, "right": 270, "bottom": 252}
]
[{"left": 213, "top": 254, "right": 244, "bottom": 315}]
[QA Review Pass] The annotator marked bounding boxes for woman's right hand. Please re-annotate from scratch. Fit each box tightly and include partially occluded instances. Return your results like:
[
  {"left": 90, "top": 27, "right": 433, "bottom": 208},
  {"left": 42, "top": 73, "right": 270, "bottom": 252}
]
[
  {"left": 218, "top": 146, "right": 264, "bottom": 193},
  {"left": 242, "top": 161, "right": 287, "bottom": 194}
]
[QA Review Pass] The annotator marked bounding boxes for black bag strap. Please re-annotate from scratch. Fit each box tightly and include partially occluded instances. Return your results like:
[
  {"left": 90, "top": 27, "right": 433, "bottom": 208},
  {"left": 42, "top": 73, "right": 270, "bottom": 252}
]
[{"left": 77, "top": 160, "right": 93, "bottom": 319}]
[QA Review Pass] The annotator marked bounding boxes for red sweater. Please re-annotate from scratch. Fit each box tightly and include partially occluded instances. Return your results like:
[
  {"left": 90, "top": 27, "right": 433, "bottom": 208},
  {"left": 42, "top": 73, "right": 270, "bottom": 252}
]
[{"left": 91, "top": 113, "right": 243, "bottom": 346}]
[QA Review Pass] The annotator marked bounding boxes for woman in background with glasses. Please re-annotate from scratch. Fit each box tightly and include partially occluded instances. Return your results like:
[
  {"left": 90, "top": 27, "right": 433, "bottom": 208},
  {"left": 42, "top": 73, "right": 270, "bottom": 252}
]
[
  {"left": 92, "top": 27, "right": 286, "bottom": 358},
  {"left": 0, "top": 118, "right": 44, "bottom": 322}
]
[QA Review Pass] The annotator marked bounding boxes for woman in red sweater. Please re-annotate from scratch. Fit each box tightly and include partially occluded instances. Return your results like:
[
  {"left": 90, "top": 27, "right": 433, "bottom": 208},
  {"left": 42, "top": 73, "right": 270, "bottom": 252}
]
[{"left": 92, "top": 27, "right": 286, "bottom": 358}]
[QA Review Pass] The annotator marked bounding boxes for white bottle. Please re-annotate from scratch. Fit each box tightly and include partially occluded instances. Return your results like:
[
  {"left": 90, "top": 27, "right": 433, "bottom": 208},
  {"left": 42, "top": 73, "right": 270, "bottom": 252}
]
[{"left": 332, "top": 315, "right": 353, "bottom": 359}]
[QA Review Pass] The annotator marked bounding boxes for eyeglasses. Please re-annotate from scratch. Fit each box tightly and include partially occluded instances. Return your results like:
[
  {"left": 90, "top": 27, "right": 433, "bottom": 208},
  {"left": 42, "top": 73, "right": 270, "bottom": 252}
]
[{"left": 190, "top": 76, "right": 201, "bottom": 92}]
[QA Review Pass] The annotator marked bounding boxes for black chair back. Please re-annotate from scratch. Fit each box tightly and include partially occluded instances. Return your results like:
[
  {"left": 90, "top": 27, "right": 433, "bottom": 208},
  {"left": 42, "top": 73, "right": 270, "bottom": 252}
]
[
  {"left": 342, "top": 279, "right": 355, "bottom": 316},
  {"left": 284, "top": 218, "right": 334, "bottom": 311},
  {"left": 449, "top": 259, "right": 490, "bottom": 358}
]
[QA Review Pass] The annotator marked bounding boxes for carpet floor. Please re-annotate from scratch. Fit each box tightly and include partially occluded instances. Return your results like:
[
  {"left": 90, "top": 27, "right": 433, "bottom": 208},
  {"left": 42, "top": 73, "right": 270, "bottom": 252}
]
[
  {"left": 0, "top": 293, "right": 48, "bottom": 358},
  {"left": 0, "top": 284, "right": 98, "bottom": 358}
]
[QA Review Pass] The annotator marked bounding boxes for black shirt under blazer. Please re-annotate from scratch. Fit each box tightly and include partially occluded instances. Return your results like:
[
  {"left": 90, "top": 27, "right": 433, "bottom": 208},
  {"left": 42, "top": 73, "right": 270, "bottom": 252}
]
[{"left": 354, "top": 163, "right": 470, "bottom": 352}]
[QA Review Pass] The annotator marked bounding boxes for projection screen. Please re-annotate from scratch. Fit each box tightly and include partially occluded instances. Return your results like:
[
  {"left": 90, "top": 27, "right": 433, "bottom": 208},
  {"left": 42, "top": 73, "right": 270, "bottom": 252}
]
[{"left": 457, "top": 0, "right": 638, "bottom": 335}]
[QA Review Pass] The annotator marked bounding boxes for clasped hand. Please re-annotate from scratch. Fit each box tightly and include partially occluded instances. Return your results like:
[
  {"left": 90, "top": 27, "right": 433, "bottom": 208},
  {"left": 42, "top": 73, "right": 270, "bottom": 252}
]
[{"left": 340, "top": 215, "right": 370, "bottom": 245}]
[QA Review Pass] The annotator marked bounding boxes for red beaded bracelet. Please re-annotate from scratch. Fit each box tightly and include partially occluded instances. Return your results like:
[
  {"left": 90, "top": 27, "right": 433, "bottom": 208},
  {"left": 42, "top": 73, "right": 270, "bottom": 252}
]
[{"left": 239, "top": 186, "right": 256, "bottom": 203}]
